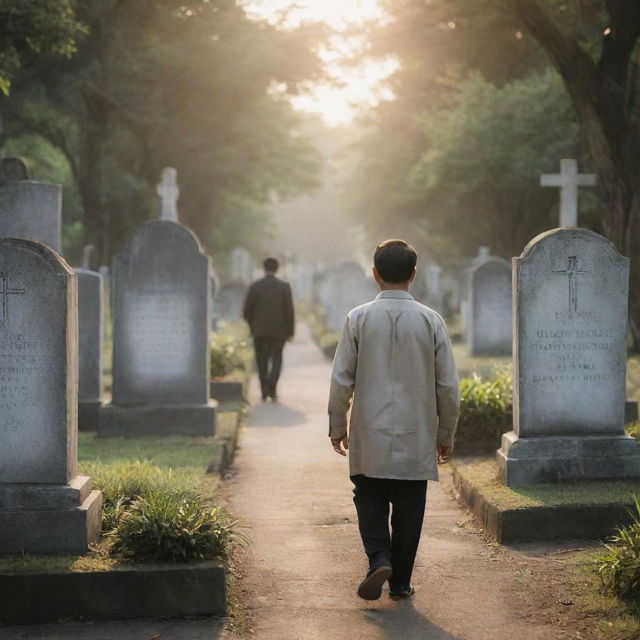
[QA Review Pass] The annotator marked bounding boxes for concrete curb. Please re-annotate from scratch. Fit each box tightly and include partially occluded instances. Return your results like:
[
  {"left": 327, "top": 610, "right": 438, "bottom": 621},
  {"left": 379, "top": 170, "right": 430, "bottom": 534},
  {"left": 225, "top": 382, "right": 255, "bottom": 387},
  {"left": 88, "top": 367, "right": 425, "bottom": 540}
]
[
  {"left": 0, "top": 563, "right": 225, "bottom": 624},
  {"left": 452, "top": 467, "right": 636, "bottom": 543}
]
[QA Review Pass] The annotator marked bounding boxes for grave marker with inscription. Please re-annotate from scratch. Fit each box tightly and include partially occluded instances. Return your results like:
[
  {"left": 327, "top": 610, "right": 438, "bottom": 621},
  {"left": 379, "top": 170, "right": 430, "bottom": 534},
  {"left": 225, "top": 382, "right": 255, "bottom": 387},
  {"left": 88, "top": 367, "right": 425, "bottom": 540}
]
[
  {"left": 497, "top": 228, "right": 640, "bottom": 485},
  {"left": 469, "top": 258, "right": 512, "bottom": 356},
  {"left": 100, "top": 220, "right": 216, "bottom": 437},
  {"left": 0, "top": 239, "right": 102, "bottom": 553}
]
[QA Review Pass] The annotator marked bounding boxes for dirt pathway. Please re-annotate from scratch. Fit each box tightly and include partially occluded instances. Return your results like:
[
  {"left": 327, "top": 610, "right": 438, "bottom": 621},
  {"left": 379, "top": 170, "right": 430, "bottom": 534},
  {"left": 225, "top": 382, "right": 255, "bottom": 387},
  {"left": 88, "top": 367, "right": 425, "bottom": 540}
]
[{"left": 226, "top": 324, "right": 590, "bottom": 640}]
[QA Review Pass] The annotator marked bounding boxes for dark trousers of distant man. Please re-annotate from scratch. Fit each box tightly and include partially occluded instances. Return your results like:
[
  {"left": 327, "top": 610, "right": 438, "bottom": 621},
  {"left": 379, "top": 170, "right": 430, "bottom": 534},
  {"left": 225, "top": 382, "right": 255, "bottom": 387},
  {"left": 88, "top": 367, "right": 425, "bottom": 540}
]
[
  {"left": 351, "top": 474, "right": 428, "bottom": 590},
  {"left": 254, "top": 337, "right": 285, "bottom": 399}
]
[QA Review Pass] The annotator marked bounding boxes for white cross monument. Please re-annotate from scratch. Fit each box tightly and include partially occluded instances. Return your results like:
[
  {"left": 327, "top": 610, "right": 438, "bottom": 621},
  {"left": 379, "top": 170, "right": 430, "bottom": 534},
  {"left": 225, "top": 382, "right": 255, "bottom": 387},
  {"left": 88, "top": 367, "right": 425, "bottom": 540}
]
[
  {"left": 540, "top": 159, "right": 597, "bottom": 227},
  {"left": 156, "top": 167, "right": 179, "bottom": 222}
]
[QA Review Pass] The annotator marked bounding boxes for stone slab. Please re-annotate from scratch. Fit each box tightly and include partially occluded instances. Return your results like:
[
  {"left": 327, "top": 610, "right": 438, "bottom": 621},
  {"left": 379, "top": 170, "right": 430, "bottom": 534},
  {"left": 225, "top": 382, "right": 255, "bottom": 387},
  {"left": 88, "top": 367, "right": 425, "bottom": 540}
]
[
  {"left": 497, "top": 430, "right": 640, "bottom": 486},
  {"left": 111, "top": 221, "right": 211, "bottom": 406},
  {"left": 210, "top": 380, "right": 245, "bottom": 405},
  {"left": 626, "top": 400, "right": 639, "bottom": 424},
  {"left": 0, "top": 563, "right": 225, "bottom": 624},
  {"left": 453, "top": 466, "right": 635, "bottom": 542},
  {"left": 469, "top": 257, "right": 512, "bottom": 356},
  {"left": 99, "top": 403, "right": 217, "bottom": 438},
  {"left": 76, "top": 269, "right": 103, "bottom": 407},
  {"left": 0, "top": 475, "right": 91, "bottom": 510},
  {"left": 0, "top": 239, "right": 77, "bottom": 485},
  {"left": 78, "top": 400, "right": 102, "bottom": 432},
  {"left": 0, "top": 182, "right": 62, "bottom": 253},
  {"left": 0, "top": 489, "right": 102, "bottom": 554}
]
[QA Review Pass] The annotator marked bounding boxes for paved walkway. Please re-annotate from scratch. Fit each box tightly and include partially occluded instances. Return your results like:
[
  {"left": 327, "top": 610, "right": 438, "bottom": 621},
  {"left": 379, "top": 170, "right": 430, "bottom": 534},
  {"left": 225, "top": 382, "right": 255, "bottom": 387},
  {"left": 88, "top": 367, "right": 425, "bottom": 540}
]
[{"left": 226, "top": 324, "right": 583, "bottom": 640}]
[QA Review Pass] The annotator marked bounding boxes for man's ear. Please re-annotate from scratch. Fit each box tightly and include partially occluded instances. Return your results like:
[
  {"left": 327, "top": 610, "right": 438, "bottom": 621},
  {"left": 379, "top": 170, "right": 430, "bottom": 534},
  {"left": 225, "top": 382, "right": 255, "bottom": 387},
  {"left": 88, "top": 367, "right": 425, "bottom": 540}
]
[{"left": 408, "top": 266, "right": 417, "bottom": 283}]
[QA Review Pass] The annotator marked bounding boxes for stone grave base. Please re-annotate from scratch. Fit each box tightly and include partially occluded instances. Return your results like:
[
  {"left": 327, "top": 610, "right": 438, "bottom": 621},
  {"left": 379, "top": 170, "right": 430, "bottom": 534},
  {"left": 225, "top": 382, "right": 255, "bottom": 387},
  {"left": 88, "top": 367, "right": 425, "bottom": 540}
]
[
  {"left": 79, "top": 399, "right": 102, "bottom": 431},
  {"left": 497, "top": 430, "right": 640, "bottom": 487},
  {"left": 210, "top": 380, "right": 245, "bottom": 406},
  {"left": 0, "top": 476, "right": 102, "bottom": 554},
  {"left": 453, "top": 463, "right": 637, "bottom": 543},
  {"left": 99, "top": 402, "right": 217, "bottom": 438},
  {"left": 0, "top": 562, "right": 225, "bottom": 624}
]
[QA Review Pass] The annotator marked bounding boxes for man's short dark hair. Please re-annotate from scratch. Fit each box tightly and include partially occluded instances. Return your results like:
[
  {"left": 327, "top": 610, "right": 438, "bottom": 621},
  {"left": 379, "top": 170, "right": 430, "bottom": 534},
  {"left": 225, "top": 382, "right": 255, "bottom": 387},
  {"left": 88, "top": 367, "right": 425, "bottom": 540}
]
[
  {"left": 263, "top": 256, "right": 279, "bottom": 272},
  {"left": 373, "top": 239, "right": 417, "bottom": 283}
]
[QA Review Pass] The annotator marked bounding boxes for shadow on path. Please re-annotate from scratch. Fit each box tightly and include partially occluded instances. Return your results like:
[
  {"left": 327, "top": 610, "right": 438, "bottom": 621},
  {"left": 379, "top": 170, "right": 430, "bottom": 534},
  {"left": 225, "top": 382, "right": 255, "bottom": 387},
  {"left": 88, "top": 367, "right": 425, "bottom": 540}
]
[
  {"left": 247, "top": 401, "right": 307, "bottom": 427},
  {"left": 362, "top": 600, "right": 461, "bottom": 640}
]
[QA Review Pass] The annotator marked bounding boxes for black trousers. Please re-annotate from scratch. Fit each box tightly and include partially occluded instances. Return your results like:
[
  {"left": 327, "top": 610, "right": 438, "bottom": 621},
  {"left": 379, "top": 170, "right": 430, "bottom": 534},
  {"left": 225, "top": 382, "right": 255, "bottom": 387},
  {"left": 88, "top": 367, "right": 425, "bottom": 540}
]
[
  {"left": 253, "top": 337, "right": 285, "bottom": 397},
  {"left": 351, "top": 474, "right": 428, "bottom": 591}
]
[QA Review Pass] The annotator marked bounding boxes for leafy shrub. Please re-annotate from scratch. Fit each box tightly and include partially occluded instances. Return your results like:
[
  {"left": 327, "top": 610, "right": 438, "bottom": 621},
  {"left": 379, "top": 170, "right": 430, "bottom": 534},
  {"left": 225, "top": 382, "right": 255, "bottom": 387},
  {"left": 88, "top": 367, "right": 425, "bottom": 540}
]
[
  {"left": 111, "top": 492, "right": 245, "bottom": 563},
  {"left": 456, "top": 368, "right": 513, "bottom": 450},
  {"left": 210, "top": 335, "right": 249, "bottom": 378},
  {"left": 83, "top": 460, "right": 197, "bottom": 531},
  {"left": 628, "top": 421, "right": 640, "bottom": 444},
  {"left": 600, "top": 495, "right": 640, "bottom": 603}
]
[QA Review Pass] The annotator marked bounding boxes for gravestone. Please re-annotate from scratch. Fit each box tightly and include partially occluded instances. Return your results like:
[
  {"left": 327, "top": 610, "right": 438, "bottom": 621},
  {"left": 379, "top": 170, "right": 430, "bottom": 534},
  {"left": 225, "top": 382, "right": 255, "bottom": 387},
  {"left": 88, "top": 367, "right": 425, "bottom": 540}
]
[
  {"left": 100, "top": 220, "right": 216, "bottom": 437},
  {"left": 81, "top": 244, "right": 97, "bottom": 270},
  {"left": 461, "top": 247, "right": 492, "bottom": 338},
  {"left": 319, "top": 262, "right": 378, "bottom": 331},
  {"left": 541, "top": 159, "right": 597, "bottom": 227},
  {"left": 210, "top": 266, "right": 221, "bottom": 331},
  {"left": 231, "top": 247, "right": 252, "bottom": 285},
  {"left": 498, "top": 228, "right": 640, "bottom": 486},
  {"left": 0, "top": 239, "right": 102, "bottom": 553},
  {"left": 217, "top": 281, "right": 247, "bottom": 322},
  {"left": 424, "top": 263, "right": 443, "bottom": 313},
  {"left": 0, "top": 157, "right": 62, "bottom": 253},
  {"left": 75, "top": 269, "right": 104, "bottom": 431},
  {"left": 469, "top": 258, "right": 512, "bottom": 356}
]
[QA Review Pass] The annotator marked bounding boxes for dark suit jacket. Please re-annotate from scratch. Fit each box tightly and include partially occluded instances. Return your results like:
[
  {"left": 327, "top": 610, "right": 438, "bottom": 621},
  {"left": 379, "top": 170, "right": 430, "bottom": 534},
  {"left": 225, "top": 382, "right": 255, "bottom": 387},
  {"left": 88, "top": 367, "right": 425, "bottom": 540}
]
[{"left": 243, "top": 275, "right": 294, "bottom": 339}]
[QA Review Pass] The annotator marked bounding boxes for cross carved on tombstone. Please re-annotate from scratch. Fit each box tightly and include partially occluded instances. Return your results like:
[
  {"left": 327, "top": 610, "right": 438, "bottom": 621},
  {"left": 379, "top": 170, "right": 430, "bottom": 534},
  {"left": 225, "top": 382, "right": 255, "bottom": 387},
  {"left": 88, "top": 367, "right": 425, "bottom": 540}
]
[
  {"left": 156, "top": 167, "right": 179, "bottom": 222},
  {"left": 0, "top": 273, "right": 25, "bottom": 327},
  {"left": 540, "top": 159, "right": 597, "bottom": 228},
  {"left": 554, "top": 256, "right": 588, "bottom": 312}
]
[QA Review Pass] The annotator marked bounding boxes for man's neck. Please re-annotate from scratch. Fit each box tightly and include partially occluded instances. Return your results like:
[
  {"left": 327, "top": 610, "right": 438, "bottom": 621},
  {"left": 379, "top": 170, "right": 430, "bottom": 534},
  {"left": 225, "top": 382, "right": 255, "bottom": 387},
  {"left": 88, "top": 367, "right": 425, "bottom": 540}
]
[
  {"left": 264, "top": 271, "right": 276, "bottom": 276},
  {"left": 378, "top": 282, "right": 410, "bottom": 292}
]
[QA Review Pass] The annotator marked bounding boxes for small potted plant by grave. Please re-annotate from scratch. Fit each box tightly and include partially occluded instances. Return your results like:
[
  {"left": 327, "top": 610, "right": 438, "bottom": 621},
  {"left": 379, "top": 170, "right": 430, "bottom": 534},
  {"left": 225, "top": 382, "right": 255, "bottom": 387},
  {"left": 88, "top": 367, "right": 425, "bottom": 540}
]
[{"left": 210, "top": 335, "right": 249, "bottom": 407}]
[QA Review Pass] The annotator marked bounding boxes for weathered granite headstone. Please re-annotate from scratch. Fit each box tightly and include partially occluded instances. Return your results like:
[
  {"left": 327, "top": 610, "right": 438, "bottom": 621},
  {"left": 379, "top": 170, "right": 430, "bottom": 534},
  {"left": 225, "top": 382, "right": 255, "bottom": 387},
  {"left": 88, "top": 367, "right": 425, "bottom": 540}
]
[
  {"left": 100, "top": 220, "right": 216, "bottom": 437},
  {"left": 75, "top": 269, "right": 104, "bottom": 431},
  {"left": 231, "top": 248, "right": 252, "bottom": 285},
  {"left": 319, "top": 262, "right": 378, "bottom": 331},
  {"left": 217, "top": 281, "right": 247, "bottom": 322},
  {"left": 81, "top": 244, "right": 97, "bottom": 271},
  {"left": 498, "top": 228, "right": 640, "bottom": 486},
  {"left": 469, "top": 258, "right": 512, "bottom": 356},
  {"left": 0, "top": 157, "right": 62, "bottom": 253},
  {"left": 0, "top": 239, "right": 102, "bottom": 553},
  {"left": 461, "top": 247, "right": 493, "bottom": 338}
]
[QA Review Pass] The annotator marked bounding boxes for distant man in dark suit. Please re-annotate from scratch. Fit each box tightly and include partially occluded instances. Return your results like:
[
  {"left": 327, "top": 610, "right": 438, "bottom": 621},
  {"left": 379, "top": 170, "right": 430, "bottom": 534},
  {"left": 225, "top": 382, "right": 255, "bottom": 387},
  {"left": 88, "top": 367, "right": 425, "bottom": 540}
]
[{"left": 243, "top": 257, "right": 295, "bottom": 401}]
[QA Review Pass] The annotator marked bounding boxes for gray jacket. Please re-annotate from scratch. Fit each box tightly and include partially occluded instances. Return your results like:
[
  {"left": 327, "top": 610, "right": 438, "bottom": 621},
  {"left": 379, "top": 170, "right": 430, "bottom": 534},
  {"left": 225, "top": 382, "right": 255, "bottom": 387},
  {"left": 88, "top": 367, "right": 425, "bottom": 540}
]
[{"left": 328, "top": 290, "right": 459, "bottom": 481}]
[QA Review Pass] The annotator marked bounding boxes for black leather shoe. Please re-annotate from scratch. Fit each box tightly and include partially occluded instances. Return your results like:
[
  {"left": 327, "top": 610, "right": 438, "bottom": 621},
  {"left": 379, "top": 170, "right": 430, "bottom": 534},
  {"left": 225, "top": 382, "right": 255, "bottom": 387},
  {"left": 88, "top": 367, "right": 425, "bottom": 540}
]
[
  {"left": 357, "top": 564, "right": 393, "bottom": 600},
  {"left": 389, "top": 585, "right": 415, "bottom": 600}
]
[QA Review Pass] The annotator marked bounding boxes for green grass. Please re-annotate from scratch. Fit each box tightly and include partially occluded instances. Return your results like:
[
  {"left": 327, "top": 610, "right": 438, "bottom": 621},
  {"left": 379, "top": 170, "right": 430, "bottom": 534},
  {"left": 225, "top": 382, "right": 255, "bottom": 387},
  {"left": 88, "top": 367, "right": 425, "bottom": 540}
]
[
  {"left": 568, "top": 550, "right": 640, "bottom": 640},
  {"left": 456, "top": 460, "right": 640, "bottom": 510},
  {"left": 0, "top": 412, "right": 241, "bottom": 575}
]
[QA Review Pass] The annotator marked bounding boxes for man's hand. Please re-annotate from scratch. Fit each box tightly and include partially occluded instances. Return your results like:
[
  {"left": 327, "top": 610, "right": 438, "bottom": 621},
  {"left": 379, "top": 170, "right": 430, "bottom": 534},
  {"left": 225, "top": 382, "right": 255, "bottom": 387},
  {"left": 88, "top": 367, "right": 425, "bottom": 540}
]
[
  {"left": 331, "top": 436, "right": 349, "bottom": 456},
  {"left": 438, "top": 445, "right": 452, "bottom": 465}
]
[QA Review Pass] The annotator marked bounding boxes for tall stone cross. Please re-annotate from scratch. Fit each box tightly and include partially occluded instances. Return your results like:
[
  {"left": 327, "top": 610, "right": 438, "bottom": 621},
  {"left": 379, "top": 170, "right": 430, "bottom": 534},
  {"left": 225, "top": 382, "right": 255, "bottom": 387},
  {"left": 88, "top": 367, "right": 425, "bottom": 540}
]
[
  {"left": 540, "top": 159, "right": 597, "bottom": 227},
  {"left": 156, "top": 167, "right": 179, "bottom": 222},
  {"left": 0, "top": 272, "right": 25, "bottom": 327},
  {"left": 554, "top": 256, "right": 589, "bottom": 312}
]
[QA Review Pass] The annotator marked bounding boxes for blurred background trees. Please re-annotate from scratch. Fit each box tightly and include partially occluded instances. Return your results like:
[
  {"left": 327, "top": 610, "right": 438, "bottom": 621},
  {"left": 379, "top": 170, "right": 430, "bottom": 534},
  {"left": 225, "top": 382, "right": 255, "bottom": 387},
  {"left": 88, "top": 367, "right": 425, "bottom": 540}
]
[{"left": 0, "top": 0, "right": 324, "bottom": 263}]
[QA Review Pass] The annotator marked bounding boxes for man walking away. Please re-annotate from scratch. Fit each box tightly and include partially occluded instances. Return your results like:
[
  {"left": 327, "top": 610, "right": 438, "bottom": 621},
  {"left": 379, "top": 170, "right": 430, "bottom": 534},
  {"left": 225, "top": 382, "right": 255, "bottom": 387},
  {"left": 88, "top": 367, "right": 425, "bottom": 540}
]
[
  {"left": 244, "top": 256, "right": 295, "bottom": 401},
  {"left": 328, "top": 239, "right": 459, "bottom": 601}
]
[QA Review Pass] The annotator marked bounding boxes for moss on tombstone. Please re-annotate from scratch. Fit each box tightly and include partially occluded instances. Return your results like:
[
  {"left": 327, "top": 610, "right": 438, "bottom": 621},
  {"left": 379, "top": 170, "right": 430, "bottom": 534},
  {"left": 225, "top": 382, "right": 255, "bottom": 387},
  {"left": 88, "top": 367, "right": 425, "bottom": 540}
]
[{"left": 455, "top": 460, "right": 640, "bottom": 510}]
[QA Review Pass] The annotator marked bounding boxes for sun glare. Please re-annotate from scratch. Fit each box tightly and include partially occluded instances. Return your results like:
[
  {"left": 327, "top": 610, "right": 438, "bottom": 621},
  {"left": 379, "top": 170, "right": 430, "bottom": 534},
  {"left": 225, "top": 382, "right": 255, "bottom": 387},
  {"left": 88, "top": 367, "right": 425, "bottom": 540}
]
[{"left": 244, "top": 0, "right": 395, "bottom": 126}]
